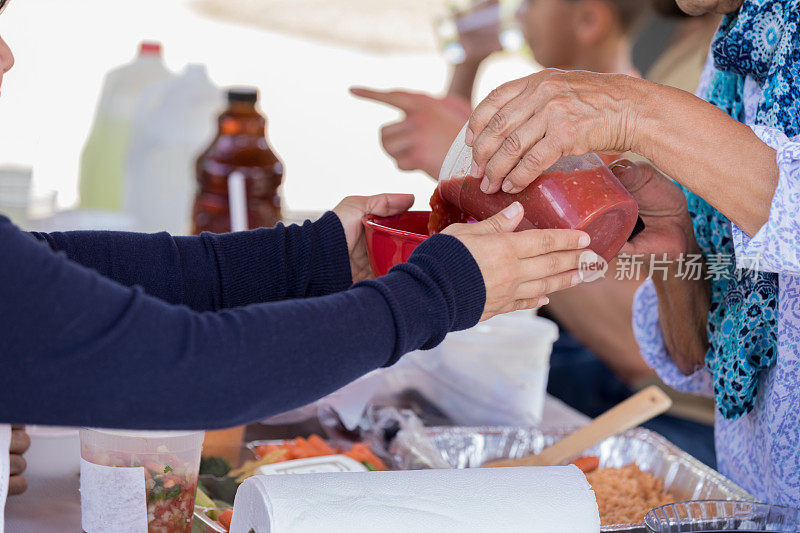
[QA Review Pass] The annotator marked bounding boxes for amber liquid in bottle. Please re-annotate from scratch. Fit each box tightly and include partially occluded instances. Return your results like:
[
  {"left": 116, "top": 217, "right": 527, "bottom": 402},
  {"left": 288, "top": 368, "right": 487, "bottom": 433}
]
[{"left": 192, "top": 87, "right": 283, "bottom": 234}]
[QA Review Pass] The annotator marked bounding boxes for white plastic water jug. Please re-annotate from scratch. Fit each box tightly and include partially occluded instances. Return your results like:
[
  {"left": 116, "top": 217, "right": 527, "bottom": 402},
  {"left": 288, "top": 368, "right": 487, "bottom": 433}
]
[
  {"left": 123, "top": 64, "right": 223, "bottom": 234},
  {"left": 78, "top": 42, "right": 174, "bottom": 212}
]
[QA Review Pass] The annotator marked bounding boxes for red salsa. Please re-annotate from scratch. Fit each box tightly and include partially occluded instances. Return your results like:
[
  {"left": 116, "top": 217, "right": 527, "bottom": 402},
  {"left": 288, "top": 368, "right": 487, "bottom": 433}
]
[
  {"left": 83, "top": 449, "right": 199, "bottom": 533},
  {"left": 428, "top": 186, "right": 471, "bottom": 235},
  {"left": 435, "top": 165, "right": 638, "bottom": 262}
]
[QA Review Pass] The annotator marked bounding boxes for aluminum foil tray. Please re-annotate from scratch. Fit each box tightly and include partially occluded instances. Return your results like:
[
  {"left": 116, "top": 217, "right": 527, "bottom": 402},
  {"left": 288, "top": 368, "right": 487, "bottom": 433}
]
[{"left": 389, "top": 426, "right": 755, "bottom": 532}]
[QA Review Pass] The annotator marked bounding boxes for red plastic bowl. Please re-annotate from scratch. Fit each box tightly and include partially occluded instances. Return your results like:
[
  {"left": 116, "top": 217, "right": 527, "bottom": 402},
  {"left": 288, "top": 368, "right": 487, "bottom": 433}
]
[{"left": 362, "top": 211, "right": 430, "bottom": 277}]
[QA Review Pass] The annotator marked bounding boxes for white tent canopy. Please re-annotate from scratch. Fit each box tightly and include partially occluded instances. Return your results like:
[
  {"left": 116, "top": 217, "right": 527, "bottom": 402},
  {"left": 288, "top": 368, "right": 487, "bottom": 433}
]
[{"left": 190, "top": 0, "right": 452, "bottom": 53}]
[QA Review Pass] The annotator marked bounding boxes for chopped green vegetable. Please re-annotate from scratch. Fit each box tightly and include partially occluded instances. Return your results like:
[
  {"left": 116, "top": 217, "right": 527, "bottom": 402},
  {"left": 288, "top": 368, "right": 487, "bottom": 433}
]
[
  {"left": 148, "top": 482, "right": 183, "bottom": 502},
  {"left": 200, "top": 456, "right": 232, "bottom": 478},
  {"left": 363, "top": 461, "right": 378, "bottom": 471},
  {"left": 164, "top": 465, "right": 173, "bottom": 473},
  {"left": 165, "top": 484, "right": 181, "bottom": 500}
]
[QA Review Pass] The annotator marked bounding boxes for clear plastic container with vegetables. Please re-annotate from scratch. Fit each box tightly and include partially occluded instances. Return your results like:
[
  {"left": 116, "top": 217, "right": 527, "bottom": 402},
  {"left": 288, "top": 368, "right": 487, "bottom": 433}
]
[{"left": 80, "top": 429, "right": 204, "bottom": 533}]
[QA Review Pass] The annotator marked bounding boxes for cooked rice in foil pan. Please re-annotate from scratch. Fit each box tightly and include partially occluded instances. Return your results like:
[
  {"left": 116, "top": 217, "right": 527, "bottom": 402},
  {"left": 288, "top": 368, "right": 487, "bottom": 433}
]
[{"left": 388, "top": 426, "right": 755, "bottom": 532}]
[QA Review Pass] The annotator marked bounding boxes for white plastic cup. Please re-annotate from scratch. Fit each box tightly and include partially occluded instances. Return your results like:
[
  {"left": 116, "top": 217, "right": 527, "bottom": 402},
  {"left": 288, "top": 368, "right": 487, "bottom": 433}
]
[{"left": 434, "top": 0, "right": 525, "bottom": 64}]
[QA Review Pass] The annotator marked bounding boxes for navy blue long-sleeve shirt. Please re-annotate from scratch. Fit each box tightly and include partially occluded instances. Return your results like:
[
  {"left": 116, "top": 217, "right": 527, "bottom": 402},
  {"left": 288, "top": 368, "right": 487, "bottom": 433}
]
[{"left": 0, "top": 212, "right": 485, "bottom": 430}]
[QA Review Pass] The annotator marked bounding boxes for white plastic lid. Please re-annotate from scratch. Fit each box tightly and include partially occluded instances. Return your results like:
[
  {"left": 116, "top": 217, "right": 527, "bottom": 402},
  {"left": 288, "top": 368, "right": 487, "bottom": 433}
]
[
  {"left": 452, "top": 314, "right": 560, "bottom": 349},
  {"left": 80, "top": 428, "right": 205, "bottom": 454},
  {"left": 439, "top": 123, "right": 473, "bottom": 182},
  {"left": 84, "top": 429, "right": 203, "bottom": 439}
]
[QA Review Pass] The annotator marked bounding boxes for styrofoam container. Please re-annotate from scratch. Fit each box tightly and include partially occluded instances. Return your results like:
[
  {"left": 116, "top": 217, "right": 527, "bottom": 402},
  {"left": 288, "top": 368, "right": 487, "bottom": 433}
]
[{"left": 256, "top": 455, "right": 368, "bottom": 476}]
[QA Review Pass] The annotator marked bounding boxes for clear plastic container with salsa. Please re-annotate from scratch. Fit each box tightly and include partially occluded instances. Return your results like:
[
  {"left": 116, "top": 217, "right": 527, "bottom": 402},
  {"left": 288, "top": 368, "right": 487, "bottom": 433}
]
[
  {"left": 436, "top": 124, "right": 640, "bottom": 262},
  {"left": 80, "top": 429, "right": 204, "bottom": 533}
]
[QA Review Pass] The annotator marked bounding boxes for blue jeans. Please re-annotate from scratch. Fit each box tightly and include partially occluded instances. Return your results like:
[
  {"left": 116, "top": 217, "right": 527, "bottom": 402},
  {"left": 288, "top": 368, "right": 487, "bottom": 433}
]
[{"left": 546, "top": 328, "right": 717, "bottom": 469}]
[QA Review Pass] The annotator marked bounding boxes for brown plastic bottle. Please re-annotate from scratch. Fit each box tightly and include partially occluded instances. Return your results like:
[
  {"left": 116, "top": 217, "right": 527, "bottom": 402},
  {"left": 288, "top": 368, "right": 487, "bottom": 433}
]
[{"left": 192, "top": 87, "right": 283, "bottom": 234}]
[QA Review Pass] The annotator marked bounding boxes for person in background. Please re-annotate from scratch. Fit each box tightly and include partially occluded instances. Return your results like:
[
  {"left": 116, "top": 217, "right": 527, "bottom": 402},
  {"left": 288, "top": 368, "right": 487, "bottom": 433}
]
[
  {"left": 647, "top": 0, "right": 723, "bottom": 93},
  {"left": 8, "top": 427, "right": 28, "bottom": 496},
  {"left": 0, "top": 0, "right": 592, "bottom": 494},
  {"left": 352, "top": 0, "right": 646, "bottom": 178},
  {"left": 352, "top": 0, "right": 717, "bottom": 466}
]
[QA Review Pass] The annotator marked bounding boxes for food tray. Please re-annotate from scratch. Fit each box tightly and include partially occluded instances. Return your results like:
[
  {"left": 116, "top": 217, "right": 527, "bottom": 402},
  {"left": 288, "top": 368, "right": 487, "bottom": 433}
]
[
  {"left": 193, "top": 506, "right": 229, "bottom": 533},
  {"left": 389, "top": 426, "right": 755, "bottom": 532}
]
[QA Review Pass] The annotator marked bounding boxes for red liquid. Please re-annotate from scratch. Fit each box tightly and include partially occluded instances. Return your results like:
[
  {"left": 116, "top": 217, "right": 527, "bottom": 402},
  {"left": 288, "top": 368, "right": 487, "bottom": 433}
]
[
  {"left": 436, "top": 166, "right": 638, "bottom": 262},
  {"left": 428, "top": 187, "right": 470, "bottom": 235}
]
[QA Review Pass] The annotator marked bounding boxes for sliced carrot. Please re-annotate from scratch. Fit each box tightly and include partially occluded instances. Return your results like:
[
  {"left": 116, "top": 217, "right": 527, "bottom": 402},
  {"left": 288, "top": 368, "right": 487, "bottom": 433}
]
[
  {"left": 294, "top": 437, "right": 321, "bottom": 459},
  {"left": 255, "top": 444, "right": 279, "bottom": 458},
  {"left": 570, "top": 456, "right": 600, "bottom": 474},
  {"left": 359, "top": 449, "right": 388, "bottom": 471},
  {"left": 346, "top": 443, "right": 388, "bottom": 470},
  {"left": 308, "top": 434, "right": 336, "bottom": 455},
  {"left": 343, "top": 450, "right": 358, "bottom": 462},
  {"left": 218, "top": 509, "right": 233, "bottom": 530}
]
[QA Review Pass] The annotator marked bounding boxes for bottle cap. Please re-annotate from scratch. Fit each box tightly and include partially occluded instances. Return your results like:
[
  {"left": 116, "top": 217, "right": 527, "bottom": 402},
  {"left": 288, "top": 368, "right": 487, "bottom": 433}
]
[
  {"left": 227, "top": 87, "right": 259, "bottom": 104},
  {"left": 139, "top": 41, "right": 162, "bottom": 56}
]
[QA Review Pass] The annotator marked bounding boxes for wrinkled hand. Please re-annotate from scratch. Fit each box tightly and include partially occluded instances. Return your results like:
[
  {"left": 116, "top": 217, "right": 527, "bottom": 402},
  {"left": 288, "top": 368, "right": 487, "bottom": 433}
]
[
  {"left": 350, "top": 87, "right": 471, "bottom": 179},
  {"left": 467, "top": 69, "right": 647, "bottom": 194},
  {"left": 9, "top": 426, "right": 30, "bottom": 496},
  {"left": 333, "top": 193, "right": 416, "bottom": 283},
  {"left": 610, "top": 160, "right": 696, "bottom": 259},
  {"left": 442, "top": 202, "right": 591, "bottom": 321}
]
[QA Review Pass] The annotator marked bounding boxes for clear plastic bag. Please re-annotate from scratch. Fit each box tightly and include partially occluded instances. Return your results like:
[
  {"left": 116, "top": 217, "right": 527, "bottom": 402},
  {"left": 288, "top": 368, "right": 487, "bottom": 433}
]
[{"left": 263, "top": 312, "right": 559, "bottom": 431}]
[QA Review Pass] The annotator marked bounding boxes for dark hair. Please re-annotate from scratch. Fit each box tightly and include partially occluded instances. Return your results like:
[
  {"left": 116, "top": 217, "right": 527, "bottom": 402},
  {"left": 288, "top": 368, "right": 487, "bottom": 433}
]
[
  {"left": 567, "top": 0, "right": 650, "bottom": 35},
  {"left": 0, "top": 0, "right": 10, "bottom": 16},
  {"left": 649, "top": 0, "right": 691, "bottom": 18},
  {"left": 607, "top": 0, "right": 650, "bottom": 34}
]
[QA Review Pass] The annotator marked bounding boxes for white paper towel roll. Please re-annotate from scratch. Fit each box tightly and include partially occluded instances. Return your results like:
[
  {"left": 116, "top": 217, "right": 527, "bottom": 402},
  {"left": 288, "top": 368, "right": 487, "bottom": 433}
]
[{"left": 230, "top": 466, "right": 599, "bottom": 533}]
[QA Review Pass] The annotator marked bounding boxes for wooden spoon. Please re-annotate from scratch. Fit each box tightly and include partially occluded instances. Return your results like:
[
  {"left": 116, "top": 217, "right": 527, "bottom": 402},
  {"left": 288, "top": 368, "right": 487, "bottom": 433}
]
[{"left": 481, "top": 386, "right": 672, "bottom": 468}]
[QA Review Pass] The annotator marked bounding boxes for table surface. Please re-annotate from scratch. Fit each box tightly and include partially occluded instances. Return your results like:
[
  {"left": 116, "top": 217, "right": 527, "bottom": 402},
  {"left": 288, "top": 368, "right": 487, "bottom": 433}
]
[{"left": 5, "top": 396, "right": 589, "bottom": 533}]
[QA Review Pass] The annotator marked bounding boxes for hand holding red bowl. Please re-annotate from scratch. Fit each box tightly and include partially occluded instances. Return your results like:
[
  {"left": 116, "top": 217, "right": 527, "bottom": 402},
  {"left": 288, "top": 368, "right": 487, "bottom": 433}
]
[{"left": 361, "top": 201, "right": 591, "bottom": 322}]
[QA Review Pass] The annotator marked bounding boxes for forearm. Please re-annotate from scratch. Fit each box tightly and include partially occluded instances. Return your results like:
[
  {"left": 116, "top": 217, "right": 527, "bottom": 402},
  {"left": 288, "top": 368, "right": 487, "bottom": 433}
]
[
  {"left": 2, "top": 219, "right": 484, "bottom": 429},
  {"left": 30, "top": 212, "right": 351, "bottom": 311},
  {"left": 651, "top": 264, "right": 711, "bottom": 375},
  {"left": 633, "top": 82, "right": 778, "bottom": 236},
  {"left": 447, "top": 61, "right": 481, "bottom": 103}
]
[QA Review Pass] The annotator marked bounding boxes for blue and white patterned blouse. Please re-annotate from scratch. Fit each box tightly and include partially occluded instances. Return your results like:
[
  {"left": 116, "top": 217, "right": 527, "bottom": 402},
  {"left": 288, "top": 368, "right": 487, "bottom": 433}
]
[{"left": 633, "top": 54, "right": 800, "bottom": 505}]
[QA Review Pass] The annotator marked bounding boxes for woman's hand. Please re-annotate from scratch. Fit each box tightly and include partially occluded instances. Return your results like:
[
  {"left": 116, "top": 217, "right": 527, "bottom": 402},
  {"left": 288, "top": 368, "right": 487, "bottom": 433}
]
[
  {"left": 442, "top": 202, "right": 591, "bottom": 321},
  {"left": 333, "top": 193, "right": 416, "bottom": 283},
  {"left": 350, "top": 88, "right": 471, "bottom": 179},
  {"left": 466, "top": 69, "right": 648, "bottom": 194},
  {"left": 9, "top": 426, "right": 30, "bottom": 496},
  {"left": 610, "top": 160, "right": 696, "bottom": 259},
  {"left": 610, "top": 160, "right": 709, "bottom": 375}
]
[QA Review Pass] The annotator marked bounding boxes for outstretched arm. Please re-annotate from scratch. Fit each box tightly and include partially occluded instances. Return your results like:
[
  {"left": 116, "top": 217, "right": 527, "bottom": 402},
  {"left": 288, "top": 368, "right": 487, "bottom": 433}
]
[
  {"left": 2, "top": 203, "right": 589, "bottom": 430},
  {"left": 3, "top": 216, "right": 482, "bottom": 430},
  {"left": 30, "top": 213, "right": 352, "bottom": 312}
]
